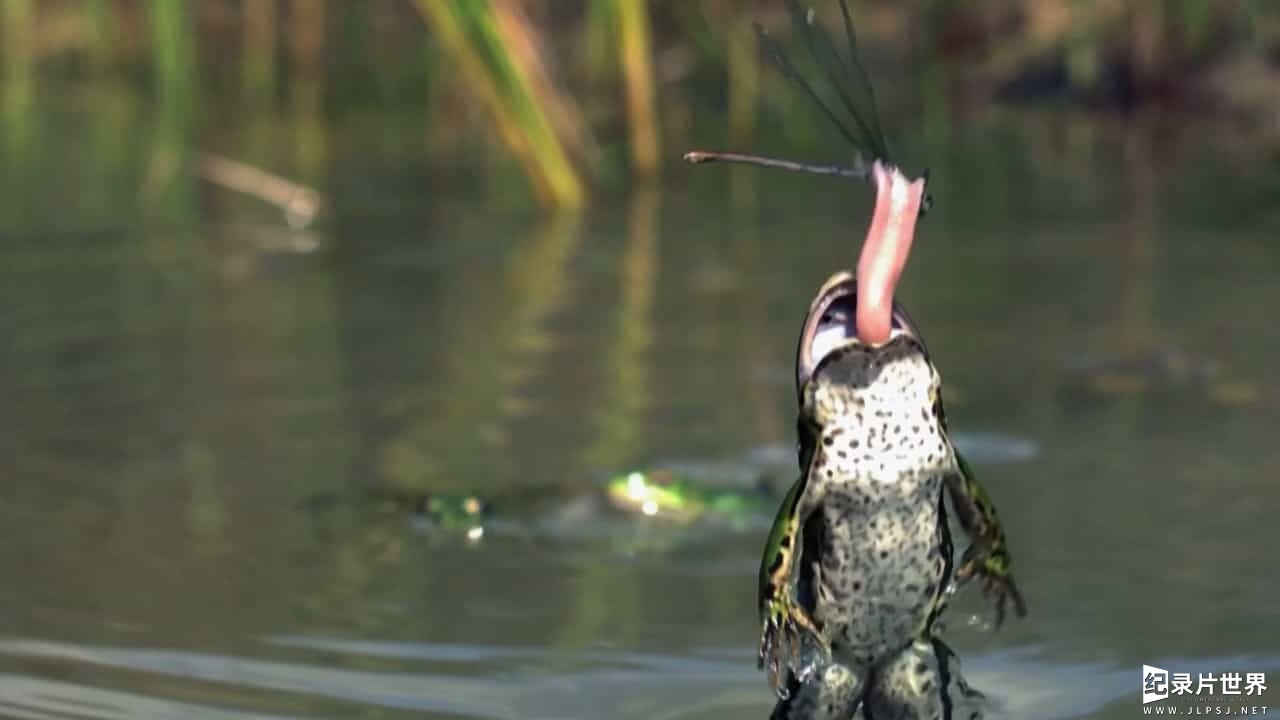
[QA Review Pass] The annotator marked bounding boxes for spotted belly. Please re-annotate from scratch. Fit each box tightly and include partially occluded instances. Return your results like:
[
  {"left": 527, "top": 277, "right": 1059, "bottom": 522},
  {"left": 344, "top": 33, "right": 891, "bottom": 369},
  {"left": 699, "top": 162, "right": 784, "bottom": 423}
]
[{"left": 804, "top": 484, "right": 950, "bottom": 667}]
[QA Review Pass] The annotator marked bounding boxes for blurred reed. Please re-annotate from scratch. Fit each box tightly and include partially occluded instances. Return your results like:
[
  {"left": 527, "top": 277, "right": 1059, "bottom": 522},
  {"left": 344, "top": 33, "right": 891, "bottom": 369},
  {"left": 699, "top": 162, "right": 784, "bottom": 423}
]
[
  {"left": 0, "top": 1, "right": 1273, "bottom": 212},
  {"left": 241, "top": 0, "right": 277, "bottom": 101},
  {"left": 148, "top": 0, "right": 194, "bottom": 117},
  {"left": 2, "top": 0, "right": 33, "bottom": 154},
  {"left": 84, "top": 0, "right": 115, "bottom": 72},
  {"left": 141, "top": 0, "right": 195, "bottom": 225},
  {"left": 288, "top": 0, "right": 328, "bottom": 183},
  {"left": 609, "top": 0, "right": 661, "bottom": 177},
  {"left": 413, "top": 0, "right": 586, "bottom": 210},
  {"left": 1, "top": 0, "right": 33, "bottom": 213}
]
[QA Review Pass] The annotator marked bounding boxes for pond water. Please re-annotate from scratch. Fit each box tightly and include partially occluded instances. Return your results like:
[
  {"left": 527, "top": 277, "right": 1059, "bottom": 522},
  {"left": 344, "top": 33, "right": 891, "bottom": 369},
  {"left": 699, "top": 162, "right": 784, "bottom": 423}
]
[{"left": 1, "top": 98, "right": 1278, "bottom": 719}]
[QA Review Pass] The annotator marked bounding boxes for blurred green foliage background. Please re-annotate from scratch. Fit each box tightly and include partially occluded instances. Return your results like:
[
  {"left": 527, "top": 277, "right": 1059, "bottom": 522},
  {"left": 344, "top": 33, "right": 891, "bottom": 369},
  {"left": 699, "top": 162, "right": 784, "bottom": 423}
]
[{"left": 2, "top": 0, "right": 1279, "bottom": 215}]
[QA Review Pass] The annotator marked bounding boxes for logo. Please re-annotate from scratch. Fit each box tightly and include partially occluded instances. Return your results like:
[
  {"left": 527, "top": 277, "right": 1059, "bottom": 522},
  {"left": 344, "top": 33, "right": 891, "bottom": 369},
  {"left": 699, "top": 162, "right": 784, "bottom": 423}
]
[
  {"left": 1145, "top": 665, "right": 1170, "bottom": 704},
  {"left": 1142, "top": 665, "right": 1269, "bottom": 714}
]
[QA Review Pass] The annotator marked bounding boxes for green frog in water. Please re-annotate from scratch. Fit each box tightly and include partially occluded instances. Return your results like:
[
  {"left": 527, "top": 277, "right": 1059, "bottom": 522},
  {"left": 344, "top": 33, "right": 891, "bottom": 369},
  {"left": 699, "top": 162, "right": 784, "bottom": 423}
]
[
  {"left": 298, "top": 489, "right": 490, "bottom": 545},
  {"left": 370, "top": 490, "right": 490, "bottom": 541},
  {"left": 758, "top": 273, "right": 1026, "bottom": 718},
  {"left": 603, "top": 469, "right": 776, "bottom": 527}
]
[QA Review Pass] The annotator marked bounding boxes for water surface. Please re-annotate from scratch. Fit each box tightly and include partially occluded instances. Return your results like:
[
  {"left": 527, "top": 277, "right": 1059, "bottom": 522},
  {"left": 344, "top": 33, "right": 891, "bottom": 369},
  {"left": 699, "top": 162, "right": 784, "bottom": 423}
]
[{"left": 1, "top": 102, "right": 1278, "bottom": 719}]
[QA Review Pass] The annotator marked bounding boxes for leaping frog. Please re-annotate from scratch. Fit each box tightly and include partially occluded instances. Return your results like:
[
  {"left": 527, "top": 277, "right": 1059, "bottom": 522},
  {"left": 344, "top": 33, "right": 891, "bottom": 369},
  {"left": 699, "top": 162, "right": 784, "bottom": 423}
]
[{"left": 757, "top": 272, "right": 1026, "bottom": 717}]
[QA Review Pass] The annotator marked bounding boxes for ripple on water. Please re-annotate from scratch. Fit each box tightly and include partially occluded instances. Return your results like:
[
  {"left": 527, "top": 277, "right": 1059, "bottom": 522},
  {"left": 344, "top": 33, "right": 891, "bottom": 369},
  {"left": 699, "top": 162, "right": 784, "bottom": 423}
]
[{"left": 1, "top": 636, "right": 1274, "bottom": 719}]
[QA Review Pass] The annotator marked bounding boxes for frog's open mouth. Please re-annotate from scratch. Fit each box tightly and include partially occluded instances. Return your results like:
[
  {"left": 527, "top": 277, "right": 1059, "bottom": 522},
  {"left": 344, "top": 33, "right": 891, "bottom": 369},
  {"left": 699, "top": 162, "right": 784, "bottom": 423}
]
[{"left": 796, "top": 272, "right": 928, "bottom": 391}]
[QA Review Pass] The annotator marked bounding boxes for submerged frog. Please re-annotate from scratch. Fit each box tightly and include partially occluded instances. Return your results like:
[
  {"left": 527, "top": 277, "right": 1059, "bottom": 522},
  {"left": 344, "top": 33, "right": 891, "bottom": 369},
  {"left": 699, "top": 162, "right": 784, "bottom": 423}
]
[
  {"left": 371, "top": 490, "right": 490, "bottom": 541},
  {"left": 604, "top": 469, "right": 777, "bottom": 527},
  {"left": 416, "top": 493, "right": 488, "bottom": 531},
  {"left": 758, "top": 272, "right": 1026, "bottom": 718},
  {"left": 298, "top": 489, "right": 490, "bottom": 544}
]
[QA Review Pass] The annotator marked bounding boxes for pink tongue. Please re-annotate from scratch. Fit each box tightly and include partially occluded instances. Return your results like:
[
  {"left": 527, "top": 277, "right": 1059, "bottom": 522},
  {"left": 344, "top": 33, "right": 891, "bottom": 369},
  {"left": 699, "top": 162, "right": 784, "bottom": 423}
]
[{"left": 855, "top": 161, "right": 926, "bottom": 345}]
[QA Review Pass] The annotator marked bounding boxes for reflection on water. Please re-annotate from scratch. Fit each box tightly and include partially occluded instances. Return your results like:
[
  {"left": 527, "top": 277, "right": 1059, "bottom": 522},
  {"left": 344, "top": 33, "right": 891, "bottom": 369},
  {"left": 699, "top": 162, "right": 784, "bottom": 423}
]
[{"left": 2, "top": 95, "right": 1279, "bottom": 719}]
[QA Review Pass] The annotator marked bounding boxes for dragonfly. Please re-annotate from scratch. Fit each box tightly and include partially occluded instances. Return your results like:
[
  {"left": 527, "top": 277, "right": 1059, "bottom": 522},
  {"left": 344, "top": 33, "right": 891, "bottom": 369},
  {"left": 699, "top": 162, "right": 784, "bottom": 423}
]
[{"left": 683, "top": 0, "right": 932, "bottom": 216}]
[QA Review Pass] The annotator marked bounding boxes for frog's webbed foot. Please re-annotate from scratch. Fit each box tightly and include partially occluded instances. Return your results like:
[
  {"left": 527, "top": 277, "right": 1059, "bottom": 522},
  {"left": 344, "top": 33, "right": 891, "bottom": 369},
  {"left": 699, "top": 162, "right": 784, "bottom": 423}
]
[
  {"left": 770, "top": 662, "right": 865, "bottom": 720},
  {"left": 758, "top": 598, "right": 830, "bottom": 697},
  {"left": 864, "top": 637, "right": 989, "bottom": 720},
  {"left": 946, "top": 452, "right": 1027, "bottom": 629},
  {"left": 956, "top": 545, "right": 1027, "bottom": 629}
]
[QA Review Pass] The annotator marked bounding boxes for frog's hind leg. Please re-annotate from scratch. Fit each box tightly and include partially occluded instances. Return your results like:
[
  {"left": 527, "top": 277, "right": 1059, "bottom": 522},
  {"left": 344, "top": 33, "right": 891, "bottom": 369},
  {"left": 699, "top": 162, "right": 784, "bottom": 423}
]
[
  {"left": 769, "top": 662, "right": 866, "bottom": 720},
  {"left": 862, "top": 638, "right": 988, "bottom": 720}
]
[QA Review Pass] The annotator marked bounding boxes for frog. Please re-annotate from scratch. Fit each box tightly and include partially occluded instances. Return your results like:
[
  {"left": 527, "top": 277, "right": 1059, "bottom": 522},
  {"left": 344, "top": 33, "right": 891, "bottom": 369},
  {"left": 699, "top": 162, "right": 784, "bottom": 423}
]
[
  {"left": 603, "top": 469, "right": 777, "bottom": 527},
  {"left": 370, "top": 490, "right": 490, "bottom": 541},
  {"left": 297, "top": 488, "right": 491, "bottom": 547},
  {"left": 758, "top": 272, "right": 1026, "bottom": 718}
]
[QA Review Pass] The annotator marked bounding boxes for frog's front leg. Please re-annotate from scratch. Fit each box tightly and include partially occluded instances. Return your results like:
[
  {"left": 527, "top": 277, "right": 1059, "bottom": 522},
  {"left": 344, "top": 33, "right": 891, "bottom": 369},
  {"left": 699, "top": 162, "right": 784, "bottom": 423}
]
[
  {"left": 943, "top": 450, "right": 1027, "bottom": 627},
  {"left": 758, "top": 477, "right": 830, "bottom": 693},
  {"left": 770, "top": 662, "right": 867, "bottom": 720}
]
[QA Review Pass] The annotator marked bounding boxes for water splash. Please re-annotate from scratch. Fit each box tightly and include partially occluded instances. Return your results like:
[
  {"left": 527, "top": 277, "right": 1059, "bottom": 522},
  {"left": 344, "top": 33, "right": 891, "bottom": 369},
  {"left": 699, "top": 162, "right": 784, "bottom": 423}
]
[
  {"left": 792, "top": 637, "right": 826, "bottom": 686},
  {"left": 965, "top": 612, "right": 996, "bottom": 633}
]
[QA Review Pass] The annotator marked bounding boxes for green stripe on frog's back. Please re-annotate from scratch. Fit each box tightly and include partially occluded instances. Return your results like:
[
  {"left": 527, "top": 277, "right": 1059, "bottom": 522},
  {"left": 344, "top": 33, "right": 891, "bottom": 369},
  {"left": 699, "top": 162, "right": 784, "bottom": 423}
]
[{"left": 922, "top": 487, "right": 955, "bottom": 634}]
